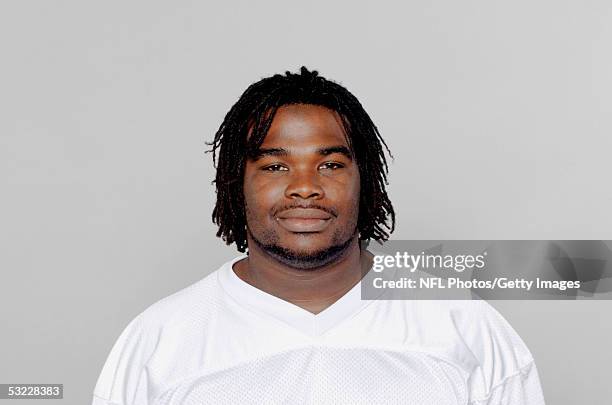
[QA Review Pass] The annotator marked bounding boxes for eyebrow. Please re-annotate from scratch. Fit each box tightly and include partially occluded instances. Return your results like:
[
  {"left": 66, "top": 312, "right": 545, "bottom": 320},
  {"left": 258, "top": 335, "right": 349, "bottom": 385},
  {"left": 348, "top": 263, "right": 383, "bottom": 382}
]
[
  {"left": 318, "top": 146, "right": 353, "bottom": 159},
  {"left": 249, "top": 147, "right": 288, "bottom": 160},
  {"left": 249, "top": 145, "right": 353, "bottom": 161}
]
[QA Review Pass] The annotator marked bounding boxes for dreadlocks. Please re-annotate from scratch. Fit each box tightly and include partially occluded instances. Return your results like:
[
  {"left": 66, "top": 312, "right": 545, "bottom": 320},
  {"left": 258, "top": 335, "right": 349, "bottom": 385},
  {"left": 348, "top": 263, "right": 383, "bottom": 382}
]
[{"left": 208, "top": 66, "right": 395, "bottom": 252}]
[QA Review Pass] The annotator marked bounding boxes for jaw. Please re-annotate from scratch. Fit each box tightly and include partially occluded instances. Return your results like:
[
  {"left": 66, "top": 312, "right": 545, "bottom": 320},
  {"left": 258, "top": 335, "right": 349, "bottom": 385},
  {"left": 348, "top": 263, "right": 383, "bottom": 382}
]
[{"left": 247, "top": 227, "right": 358, "bottom": 271}]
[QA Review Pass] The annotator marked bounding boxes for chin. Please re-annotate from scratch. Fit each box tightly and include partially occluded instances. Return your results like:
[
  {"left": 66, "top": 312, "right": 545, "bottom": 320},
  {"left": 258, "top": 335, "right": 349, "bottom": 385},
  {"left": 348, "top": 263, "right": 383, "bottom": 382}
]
[
  {"left": 283, "top": 234, "right": 333, "bottom": 251},
  {"left": 252, "top": 232, "right": 355, "bottom": 271},
  {"left": 268, "top": 247, "right": 348, "bottom": 270}
]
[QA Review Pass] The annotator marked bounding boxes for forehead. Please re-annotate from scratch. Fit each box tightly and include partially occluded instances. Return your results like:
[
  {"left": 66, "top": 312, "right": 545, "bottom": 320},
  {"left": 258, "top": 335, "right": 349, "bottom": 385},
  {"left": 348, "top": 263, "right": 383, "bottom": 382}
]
[{"left": 260, "top": 104, "right": 349, "bottom": 148}]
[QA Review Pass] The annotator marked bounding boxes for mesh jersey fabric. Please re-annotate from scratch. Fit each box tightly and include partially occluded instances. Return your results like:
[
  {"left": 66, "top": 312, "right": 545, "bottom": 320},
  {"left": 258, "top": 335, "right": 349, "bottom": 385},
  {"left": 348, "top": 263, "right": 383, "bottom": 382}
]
[{"left": 92, "top": 255, "right": 546, "bottom": 405}]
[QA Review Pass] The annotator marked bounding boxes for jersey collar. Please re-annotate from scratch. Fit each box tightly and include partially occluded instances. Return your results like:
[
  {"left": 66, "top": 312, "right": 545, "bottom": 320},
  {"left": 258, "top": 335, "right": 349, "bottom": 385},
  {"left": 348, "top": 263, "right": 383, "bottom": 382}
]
[{"left": 218, "top": 254, "right": 378, "bottom": 337}]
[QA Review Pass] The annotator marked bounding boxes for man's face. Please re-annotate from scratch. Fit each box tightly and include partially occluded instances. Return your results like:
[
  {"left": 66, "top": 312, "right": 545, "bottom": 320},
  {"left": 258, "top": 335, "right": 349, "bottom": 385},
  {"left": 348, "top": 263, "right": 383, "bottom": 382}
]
[{"left": 243, "top": 104, "right": 360, "bottom": 269}]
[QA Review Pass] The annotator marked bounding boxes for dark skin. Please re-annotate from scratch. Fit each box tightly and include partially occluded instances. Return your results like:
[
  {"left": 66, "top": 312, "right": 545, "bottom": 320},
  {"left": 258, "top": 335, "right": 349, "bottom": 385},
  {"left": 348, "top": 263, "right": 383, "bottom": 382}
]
[{"left": 233, "top": 104, "right": 373, "bottom": 314}]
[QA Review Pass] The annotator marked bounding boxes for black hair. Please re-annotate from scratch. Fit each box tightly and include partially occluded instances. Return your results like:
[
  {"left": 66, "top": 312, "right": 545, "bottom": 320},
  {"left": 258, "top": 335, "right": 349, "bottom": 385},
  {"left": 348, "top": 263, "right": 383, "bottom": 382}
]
[{"left": 207, "top": 66, "right": 395, "bottom": 252}]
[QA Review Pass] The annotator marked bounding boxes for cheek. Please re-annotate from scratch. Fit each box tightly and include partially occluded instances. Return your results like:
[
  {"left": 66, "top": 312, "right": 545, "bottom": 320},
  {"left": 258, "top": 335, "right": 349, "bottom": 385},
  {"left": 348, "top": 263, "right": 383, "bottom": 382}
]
[
  {"left": 346, "top": 173, "right": 361, "bottom": 219},
  {"left": 326, "top": 172, "right": 361, "bottom": 212},
  {"left": 243, "top": 172, "right": 285, "bottom": 217},
  {"left": 348, "top": 178, "right": 361, "bottom": 214}
]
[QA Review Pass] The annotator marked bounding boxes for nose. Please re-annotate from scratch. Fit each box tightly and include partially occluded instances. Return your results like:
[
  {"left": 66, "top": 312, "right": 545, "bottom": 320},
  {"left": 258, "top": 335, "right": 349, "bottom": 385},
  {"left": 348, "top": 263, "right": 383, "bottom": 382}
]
[{"left": 284, "top": 169, "right": 324, "bottom": 200}]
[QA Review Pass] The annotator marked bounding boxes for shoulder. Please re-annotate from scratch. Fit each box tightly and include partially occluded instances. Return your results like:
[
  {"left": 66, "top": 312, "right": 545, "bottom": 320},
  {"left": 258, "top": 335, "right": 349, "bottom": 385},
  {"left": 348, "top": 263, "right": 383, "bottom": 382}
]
[
  {"left": 417, "top": 300, "right": 540, "bottom": 402},
  {"left": 93, "top": 256, "right": 242, "bottom": 404},
  {"left": 138, "top": 265, "right": 226, "bottom": 330},
  {"left": 444, "top": 300, "right": 534, "bottom": 363}
]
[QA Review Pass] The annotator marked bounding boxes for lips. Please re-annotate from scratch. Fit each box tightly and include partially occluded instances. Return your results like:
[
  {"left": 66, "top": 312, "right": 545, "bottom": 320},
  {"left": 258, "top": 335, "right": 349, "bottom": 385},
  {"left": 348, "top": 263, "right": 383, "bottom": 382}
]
[{"left": 275, "top": 208, "right": 333, "bottom": 232}]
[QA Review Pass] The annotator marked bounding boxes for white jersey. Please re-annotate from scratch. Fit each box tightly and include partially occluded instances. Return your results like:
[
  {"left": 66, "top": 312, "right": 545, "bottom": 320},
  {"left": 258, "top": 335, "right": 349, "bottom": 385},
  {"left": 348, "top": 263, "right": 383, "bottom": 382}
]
[{"left": 93, "top": 255, "right": 545, "bottom": 405}]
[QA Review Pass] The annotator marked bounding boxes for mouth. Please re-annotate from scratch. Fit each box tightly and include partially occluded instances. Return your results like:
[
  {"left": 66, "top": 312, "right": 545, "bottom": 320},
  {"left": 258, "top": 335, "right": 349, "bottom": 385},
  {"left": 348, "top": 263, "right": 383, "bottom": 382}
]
[{"left": 275, "top": 208, "right": 333, "bottom": 233}]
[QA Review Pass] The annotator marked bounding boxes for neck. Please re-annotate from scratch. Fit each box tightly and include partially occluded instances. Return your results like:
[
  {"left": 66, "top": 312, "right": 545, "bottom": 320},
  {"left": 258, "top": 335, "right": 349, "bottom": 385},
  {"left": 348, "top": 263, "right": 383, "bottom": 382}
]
[{"left": 233, "top": 236, "right": 372, "bottom": 314}]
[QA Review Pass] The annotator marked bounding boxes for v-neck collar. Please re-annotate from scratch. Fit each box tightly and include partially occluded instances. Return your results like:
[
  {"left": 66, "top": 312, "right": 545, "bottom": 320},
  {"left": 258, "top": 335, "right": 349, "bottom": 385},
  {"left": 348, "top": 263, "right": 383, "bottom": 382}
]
[{"left": 217, "top": 254, "right": 377, "bottom": 337}]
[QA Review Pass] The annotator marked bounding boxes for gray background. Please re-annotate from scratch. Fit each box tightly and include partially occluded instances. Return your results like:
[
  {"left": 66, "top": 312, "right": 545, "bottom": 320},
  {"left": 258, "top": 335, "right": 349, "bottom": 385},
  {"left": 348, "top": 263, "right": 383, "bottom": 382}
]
[{"left": 1, "top": 1, "right": 611, "bottom": 404}]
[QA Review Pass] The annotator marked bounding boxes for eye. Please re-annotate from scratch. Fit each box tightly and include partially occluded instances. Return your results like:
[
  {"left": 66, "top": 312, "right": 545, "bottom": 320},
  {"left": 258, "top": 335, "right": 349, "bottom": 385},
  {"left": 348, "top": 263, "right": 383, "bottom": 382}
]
[
  {"left": 319, "top": 162, "right": 345, "bottom": 170},
  {"left": 262, "top": 164, "right": 288, "bottom": 172}
]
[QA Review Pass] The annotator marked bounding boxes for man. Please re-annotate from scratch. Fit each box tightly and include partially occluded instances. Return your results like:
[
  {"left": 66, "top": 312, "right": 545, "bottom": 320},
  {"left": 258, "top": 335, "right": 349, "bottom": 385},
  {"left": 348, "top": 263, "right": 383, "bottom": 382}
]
[{"left": 93, "top": 67, "right": 546, "bottom": 404}]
